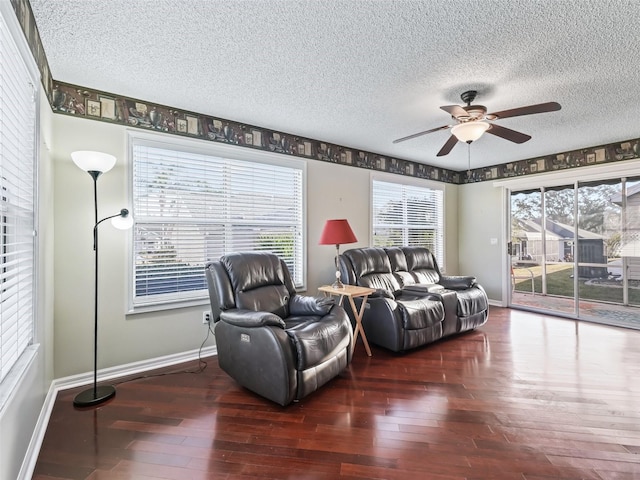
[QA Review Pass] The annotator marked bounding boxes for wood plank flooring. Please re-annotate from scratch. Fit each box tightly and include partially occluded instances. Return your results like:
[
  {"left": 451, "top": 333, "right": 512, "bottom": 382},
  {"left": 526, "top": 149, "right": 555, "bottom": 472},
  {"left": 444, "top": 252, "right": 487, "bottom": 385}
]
[{"left": 33, "top": 307, "right": 640, "bottom": 479}]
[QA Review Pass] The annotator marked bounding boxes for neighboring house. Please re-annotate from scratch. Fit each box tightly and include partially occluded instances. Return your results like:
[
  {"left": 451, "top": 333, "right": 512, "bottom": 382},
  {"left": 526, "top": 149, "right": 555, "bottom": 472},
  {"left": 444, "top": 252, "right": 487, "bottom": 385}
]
[
  {"left": 610, "top": 183, "right": 640, "bottom": 258},
  {"left": 511, "top": 218, "right": 607, "bottom": 278},
  {"left": 610, "top": 184, "right": 640, "bottom": 280}
]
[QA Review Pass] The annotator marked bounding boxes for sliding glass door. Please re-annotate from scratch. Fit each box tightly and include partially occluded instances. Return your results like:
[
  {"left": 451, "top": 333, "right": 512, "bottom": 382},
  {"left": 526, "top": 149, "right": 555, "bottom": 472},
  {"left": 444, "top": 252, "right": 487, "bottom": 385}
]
[{"left": 509, "top": 177, "right": 640, "bottom": 329}]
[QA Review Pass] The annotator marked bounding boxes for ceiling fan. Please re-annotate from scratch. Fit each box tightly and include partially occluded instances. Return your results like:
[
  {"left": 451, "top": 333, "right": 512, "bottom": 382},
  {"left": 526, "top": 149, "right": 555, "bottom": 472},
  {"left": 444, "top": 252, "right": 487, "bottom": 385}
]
[{"left": 393, "top": 90, "right": 561, "bottom": 156}]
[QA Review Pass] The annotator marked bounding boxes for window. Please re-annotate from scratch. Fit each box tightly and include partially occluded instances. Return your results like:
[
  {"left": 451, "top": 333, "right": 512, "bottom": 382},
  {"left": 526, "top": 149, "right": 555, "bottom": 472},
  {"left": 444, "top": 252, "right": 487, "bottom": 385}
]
[
  {"left": 0, "top": 11, "right": 37, "bottom": 383},
  {"left": 372, "top": 178, "right": 444, "bottom": 266},
  {"left": 130, "top": 135, "right": 305, "bottom": 308}
]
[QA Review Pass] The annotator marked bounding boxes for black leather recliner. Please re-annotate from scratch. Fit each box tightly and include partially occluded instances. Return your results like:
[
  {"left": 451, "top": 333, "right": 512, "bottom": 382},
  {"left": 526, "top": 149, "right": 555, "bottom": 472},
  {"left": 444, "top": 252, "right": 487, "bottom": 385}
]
[
  {"left": 339, "top": 246, "right": 488, "bottom": 352},
  {"left": 205, "top": 252, "right": 353, "bottom": 406}
]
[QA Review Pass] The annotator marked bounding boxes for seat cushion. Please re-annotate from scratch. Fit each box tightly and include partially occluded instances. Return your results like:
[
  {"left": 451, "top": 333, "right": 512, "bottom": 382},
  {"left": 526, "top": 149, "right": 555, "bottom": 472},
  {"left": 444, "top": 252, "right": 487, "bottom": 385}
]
[
  {"left": 285, "top": 315, "right": 352, "bottom": 371},
  {"left": 396, "top": 297, "right": 445, "bottom": 330}
]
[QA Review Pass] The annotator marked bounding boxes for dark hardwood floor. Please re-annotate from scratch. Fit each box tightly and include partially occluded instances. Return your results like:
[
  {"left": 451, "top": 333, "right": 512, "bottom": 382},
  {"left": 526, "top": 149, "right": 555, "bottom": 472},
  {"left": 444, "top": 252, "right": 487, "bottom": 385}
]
[{"left": 33, "top": 307, "right": 640, "bottom": 479}]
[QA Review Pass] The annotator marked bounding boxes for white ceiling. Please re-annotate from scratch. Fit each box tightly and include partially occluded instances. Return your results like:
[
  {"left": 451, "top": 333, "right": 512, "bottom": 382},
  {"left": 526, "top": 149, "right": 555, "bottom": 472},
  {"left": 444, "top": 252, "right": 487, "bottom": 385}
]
[{"left": 29, "top": 0, "right": 640, "bottom": 171}]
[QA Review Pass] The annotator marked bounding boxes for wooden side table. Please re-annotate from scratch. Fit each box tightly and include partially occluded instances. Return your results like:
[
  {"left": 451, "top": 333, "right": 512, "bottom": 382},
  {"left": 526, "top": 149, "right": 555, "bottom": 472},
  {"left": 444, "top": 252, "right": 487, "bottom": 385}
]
[{"left": 318, "top": 284, "right": 376, "bottom": 357}]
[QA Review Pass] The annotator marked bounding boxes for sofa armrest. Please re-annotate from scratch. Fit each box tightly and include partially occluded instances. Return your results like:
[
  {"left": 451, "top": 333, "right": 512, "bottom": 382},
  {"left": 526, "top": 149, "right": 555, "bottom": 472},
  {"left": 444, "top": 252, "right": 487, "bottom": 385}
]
[
  {"left": 439, "top": 275, "right": 477, "bottom": 290},
  {"left": 220, "top": 309, "right": 286, "bottom": 328},
  {"left": 370, "top": 288, "right": 395, "bottom": 299},
  {"left": 289, "top": 294, "right": 334, "bottom": 316}
]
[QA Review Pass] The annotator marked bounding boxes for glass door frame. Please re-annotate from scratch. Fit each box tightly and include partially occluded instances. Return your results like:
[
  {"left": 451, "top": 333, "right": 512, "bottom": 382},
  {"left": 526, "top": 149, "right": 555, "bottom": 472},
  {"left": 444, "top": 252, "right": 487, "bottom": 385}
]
[{"left": 500, "top": 165, "right": 640, "bottom": 326}]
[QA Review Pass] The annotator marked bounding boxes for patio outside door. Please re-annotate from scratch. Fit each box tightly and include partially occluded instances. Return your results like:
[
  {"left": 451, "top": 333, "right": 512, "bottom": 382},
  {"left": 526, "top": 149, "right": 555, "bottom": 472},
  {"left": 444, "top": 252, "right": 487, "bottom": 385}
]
[{"left": 509, "top": 178, "right": 640, "bottom": 329}]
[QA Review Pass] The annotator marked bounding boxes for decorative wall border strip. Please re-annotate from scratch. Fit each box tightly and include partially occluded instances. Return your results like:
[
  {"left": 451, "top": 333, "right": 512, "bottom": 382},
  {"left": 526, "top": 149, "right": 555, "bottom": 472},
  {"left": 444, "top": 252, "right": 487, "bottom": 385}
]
[
  {"left": 49, "top": 81, "right": 461, "bottom": 184},
  {"left": 465, "top": 138, "right": 640, "bottom": 183},
  {"left": 11, "top": 0, "right": 640, "bottom": 185}
]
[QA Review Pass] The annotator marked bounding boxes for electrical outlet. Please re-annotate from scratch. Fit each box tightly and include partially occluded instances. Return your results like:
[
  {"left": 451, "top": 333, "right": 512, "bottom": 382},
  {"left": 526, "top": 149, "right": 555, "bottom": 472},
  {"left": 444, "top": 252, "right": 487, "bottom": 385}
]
[{"left": 202, "top": 311, "right": 211, "bottom": 324}]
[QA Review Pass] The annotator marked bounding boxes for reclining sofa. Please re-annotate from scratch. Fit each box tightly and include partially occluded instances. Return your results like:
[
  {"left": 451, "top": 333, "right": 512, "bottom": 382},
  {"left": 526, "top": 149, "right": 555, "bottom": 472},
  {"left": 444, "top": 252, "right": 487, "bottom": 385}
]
[
  {"left": 339, "top": 246, "right": 488, "bottom": 352},
  {"left": 205, "top": 252, "right": 353, "bottom": 406}
]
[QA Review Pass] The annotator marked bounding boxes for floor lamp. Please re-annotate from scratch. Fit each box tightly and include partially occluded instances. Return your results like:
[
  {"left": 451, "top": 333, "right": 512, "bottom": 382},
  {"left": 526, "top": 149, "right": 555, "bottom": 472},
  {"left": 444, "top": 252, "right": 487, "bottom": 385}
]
[
  {"left": 319, "top": 219, "right": 357, "bottom": 288},
  {"left": 71, "top": 151, "right": 133, "bottom": 408}
]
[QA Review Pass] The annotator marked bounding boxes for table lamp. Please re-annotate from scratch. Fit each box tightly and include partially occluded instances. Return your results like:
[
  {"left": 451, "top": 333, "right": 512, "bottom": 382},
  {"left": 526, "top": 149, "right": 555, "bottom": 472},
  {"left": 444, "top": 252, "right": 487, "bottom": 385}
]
[{"left": 319, "top": 219, "right": 357, "bottom": 288}]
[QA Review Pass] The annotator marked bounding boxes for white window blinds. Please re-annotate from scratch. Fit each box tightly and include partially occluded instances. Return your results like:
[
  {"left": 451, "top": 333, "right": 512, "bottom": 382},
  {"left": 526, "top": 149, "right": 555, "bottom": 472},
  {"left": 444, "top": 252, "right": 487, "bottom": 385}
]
[
  {"left": 0, "top": 13, "right": 37, "bottom": 382},
  {"left": 132, "top": 141, "right": 304, "bottom": 307},
  {"left": 372, "top": 179, "right": 444, "bottom": 267}
]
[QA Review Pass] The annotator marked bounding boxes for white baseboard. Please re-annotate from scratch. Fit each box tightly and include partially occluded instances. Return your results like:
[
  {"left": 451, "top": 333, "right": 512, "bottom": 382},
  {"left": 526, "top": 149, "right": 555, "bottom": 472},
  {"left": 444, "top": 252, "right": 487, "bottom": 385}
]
[
  {"left": 18, "top": 345, "right": 217, "bottom": 480},
  {"left": 488, "top": 298, "right": 506, "bottom": 307}
]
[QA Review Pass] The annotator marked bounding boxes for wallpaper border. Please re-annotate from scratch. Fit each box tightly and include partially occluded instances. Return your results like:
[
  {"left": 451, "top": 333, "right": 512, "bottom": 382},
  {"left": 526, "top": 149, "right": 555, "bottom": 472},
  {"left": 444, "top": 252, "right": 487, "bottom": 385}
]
[{"left": 48, "top": 80, "right": 460, "bottom": 184}]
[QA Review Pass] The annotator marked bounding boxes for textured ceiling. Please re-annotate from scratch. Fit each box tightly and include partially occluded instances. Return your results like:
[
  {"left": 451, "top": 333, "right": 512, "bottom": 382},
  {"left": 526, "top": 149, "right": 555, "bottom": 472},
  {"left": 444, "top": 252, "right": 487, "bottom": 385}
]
[{"left": 29, "top": 0, "right": 640, "bottom": 171}]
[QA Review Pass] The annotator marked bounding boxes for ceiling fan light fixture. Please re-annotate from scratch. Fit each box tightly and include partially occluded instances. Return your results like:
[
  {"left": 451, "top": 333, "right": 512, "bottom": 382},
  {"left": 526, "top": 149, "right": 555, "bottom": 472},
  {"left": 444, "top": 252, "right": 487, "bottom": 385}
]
[{"left": 451, "top": 121, "right": 490, "bottom": 143}]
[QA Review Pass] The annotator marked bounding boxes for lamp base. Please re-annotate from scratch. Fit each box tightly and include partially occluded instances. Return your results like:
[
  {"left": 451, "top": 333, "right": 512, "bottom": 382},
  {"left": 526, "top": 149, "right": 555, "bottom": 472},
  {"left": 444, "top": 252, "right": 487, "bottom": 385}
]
[
  {"left": 73, "top": 385, "right": 116, "bottom": 407},
  {"left": 331, "top": 279, "right": 345, "bottom": 289}
]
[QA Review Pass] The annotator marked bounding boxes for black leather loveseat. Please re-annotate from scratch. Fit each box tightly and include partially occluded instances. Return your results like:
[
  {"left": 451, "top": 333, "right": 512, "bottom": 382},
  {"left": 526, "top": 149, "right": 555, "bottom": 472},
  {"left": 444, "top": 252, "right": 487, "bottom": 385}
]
[
  {"left": 205, "top": 252, "right": 353, "bottom": 405},
  {"left": 338, "top": 246, "right": 488, "bottom": 352}
]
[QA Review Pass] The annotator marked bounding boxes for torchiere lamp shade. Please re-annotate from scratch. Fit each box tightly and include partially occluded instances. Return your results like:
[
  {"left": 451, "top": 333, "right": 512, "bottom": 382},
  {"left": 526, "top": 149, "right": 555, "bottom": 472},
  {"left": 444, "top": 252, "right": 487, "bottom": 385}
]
[
  {"left": 71, "top": 150, "right": 116, "bottom": 174},
  {"left": 318, "top": 219, "right": 357, "bottom": 246}
]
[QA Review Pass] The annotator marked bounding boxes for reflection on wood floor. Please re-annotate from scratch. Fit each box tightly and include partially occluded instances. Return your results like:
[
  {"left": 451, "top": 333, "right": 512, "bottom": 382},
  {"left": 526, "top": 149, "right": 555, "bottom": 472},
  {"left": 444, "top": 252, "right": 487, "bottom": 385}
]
[{"left": 34, "top": 306, "right": 640, "bottom": 479}]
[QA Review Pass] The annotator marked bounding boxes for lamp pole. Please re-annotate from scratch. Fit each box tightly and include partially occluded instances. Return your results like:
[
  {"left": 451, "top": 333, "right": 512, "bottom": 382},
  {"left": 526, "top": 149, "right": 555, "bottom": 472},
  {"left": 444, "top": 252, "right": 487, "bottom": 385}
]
[
  {"left": 71, "top": 151, "right": 131, "bottom": 408},
  {"left": 74, "top": 171, "right": 115, "bottom": 407}
]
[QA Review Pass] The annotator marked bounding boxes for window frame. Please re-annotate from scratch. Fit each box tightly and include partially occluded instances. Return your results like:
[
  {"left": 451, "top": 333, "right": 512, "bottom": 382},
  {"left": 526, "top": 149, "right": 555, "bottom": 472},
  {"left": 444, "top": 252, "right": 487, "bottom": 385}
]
[
  {"left": 127, "top": 130, "right": 307, "bottom": 313},
  {"left": 0, "top": 2, "right": 40, "bottom": 400},
  {"left": 370, "top": 172, "right": 445, "bottom": 268}
]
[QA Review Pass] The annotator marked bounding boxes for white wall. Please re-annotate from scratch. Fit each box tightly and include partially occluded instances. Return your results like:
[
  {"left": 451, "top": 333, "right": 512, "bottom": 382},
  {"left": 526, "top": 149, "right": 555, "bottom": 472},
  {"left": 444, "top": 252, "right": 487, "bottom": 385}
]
[
  {"left": 0, "top": 90, "right": 55, "bottom": 480},
  {"left": 52, "top": 114, "right": 460, "bottom": 377},
  {"left": 306, "top": 160, "right": 371, "bottom": 290}
]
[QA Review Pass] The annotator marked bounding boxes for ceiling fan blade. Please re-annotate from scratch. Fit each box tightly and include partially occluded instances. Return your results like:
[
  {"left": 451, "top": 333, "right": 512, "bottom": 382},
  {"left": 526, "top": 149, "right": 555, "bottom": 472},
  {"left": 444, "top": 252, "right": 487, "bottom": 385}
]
[
  {"left": 392, "top": 125, "right": 450, "bottom": 144},
  {"left": 489, "top": 102, "right": 561, "bottom": 119},
  {"left": 436, "top": 135, "right": 459, "bottom": 156},
  {"left": 486, "top": 123, "right": 531, "bottom": 143},
  {"left": 440, "top": 104, "right": 468, "bottom": 118}
]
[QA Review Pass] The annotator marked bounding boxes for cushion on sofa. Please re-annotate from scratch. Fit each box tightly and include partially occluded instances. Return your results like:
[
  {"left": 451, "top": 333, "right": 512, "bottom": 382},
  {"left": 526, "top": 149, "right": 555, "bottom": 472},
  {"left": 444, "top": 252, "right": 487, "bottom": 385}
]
[
  {"left": 344, "top": 247, "right": 391, "bottom": 276},
  {"left": 342, "top": 247, "right": 402, "bottom": 294},
  {"left": 402, "top": 246, "right": 439, "bottom": 272},
  {"left": 386, "top": 247, "right": 409, "bottom": 272},
  {"left": 396, "top": 297, "right": 445, "bottom": 330},
  {"left": 399, "top": 246, "right": 441, "bottom": 285},
  {"left": 360, "top": 273, "right": 402, "bottom": 294}
]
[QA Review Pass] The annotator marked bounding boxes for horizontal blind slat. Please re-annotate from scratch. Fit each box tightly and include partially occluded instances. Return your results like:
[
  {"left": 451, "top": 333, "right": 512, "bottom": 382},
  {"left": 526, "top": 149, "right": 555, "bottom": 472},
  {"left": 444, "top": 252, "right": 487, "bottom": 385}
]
[
  {"left": 372, "top": 179, "right": 444, "bottom": 267},
  {"left": 132, "top": 143, "right": 304, "bottom": 305},
  {"left": 0, "top": 10, "right": 37, "bottom": 383}
]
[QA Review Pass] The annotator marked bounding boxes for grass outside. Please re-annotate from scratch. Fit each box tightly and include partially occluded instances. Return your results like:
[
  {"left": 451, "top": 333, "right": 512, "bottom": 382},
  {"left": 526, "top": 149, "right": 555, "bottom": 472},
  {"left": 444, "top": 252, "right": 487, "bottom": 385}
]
[{"left": 513, "top": 264, "right": 640, "bottom": 305}]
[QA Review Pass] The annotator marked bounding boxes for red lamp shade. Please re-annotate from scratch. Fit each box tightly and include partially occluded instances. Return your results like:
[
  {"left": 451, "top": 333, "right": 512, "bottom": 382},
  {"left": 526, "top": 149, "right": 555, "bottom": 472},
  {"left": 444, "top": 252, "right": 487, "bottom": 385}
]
[{"left": 318, "top": 219, "right": 357, "bottom": 246}]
